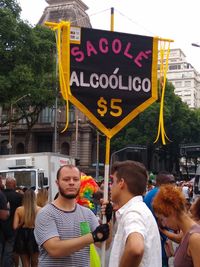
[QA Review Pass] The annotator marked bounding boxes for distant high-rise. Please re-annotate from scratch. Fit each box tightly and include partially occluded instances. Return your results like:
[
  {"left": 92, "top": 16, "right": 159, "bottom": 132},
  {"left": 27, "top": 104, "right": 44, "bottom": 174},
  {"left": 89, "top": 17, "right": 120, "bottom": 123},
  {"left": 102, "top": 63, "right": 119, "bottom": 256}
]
[
  {"left": 38, "top": 0, "right": 91, "bottom": 27},
  {"left": 158, "top": 48, "right": 200, "bottom": 109}
]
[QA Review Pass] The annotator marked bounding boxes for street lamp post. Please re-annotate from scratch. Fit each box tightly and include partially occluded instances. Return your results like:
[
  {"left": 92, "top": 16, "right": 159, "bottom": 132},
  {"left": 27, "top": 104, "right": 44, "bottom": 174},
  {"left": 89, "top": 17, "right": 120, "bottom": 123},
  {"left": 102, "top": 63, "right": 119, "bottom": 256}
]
[
  {"left": 110, "top": 146, "right": 134, "bottom": 168},
  {"left": 75, "top": 108, "right": 79, "bottom": 159},
  {"left": 54, "top": 97, "right": 58, "bottom": 153},
  {"left": 8, "top": 94, "right": 30, "bottom": 153},
  {"left": 8, "top": 104, "right": 14, "bottom": 152},
  {"left": 191, "top": 43, "right": 200, "bottom": 48},
  {"left": 87, "top": 123, "right": 103, "bottom": 181},
  {"left": 54, "top": 43, "right": 59, "bottom": 154},
  {"left": 51, "top": 105, "right": 61, "bottom": 153},
  {"left": 96, "top": 131, "right": 100, "bottom": 181},
  {"left": 110, "top": 146, "right": 146, "bottom": 170}
]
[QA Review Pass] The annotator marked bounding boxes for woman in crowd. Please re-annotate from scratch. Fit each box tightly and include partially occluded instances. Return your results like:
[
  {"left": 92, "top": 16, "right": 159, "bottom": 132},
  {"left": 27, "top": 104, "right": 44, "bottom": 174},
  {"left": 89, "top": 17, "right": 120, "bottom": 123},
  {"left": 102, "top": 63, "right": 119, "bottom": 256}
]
[
  {"left": 152, "top": 184, "right": 200, "bottom": 267},
  {"left": 36, "top": 188, "right": 48, "bottom": 207},
  {"left": 13, "top": 189, "right": 41, "bottom": 267},
  {"left": 190, "top": 197, "right": 200, "bottom": 223}
]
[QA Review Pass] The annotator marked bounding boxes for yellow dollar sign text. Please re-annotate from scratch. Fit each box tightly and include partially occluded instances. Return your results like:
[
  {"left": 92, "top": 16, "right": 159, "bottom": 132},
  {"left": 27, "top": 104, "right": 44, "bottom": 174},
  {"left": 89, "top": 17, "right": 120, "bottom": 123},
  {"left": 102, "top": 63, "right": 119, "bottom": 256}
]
[{"left": 97, "top": 97, "right": 107, "bottom": 117}]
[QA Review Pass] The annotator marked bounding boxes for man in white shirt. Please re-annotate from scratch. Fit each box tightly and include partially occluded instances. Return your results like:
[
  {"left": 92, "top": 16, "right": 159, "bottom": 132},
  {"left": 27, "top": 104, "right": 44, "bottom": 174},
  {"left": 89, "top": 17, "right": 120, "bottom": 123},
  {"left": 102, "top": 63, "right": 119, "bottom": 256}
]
[{"left": 108, "top": 160, "right": 162, "bottom": 267}]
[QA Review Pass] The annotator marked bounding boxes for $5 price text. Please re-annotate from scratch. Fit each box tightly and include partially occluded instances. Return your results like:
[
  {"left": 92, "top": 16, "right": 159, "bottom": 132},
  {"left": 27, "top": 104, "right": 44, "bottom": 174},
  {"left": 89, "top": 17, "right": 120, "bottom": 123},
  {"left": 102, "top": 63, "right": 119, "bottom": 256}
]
[{"left": 97, "top": 97, "right": 122, "bottom": 117}]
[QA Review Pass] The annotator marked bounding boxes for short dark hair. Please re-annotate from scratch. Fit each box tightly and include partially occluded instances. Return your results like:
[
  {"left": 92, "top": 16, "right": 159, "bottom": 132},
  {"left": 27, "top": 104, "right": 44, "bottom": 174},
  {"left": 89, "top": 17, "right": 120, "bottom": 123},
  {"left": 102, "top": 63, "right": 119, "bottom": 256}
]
[
  {"left": 156, "top": 171, "right": 175, "bottom": 186},
  {"left": 191, "top": 197, "right": 200, "bottom": 221},
  {"left": 111, "top": 160, "right": 147, "bottom": 196},
  {"left": 56, "top": 165, "right": 80, "bottom": 180}
]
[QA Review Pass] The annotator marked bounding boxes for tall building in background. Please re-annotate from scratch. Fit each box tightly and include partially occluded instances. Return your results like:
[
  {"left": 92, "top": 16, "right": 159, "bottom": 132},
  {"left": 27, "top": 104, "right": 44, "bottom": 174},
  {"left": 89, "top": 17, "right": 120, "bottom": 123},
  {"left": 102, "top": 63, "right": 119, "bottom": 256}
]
[
  {"left": 158, "top": 48, "right": 200, "bottom": 108},
  {"left": 37, "top": 0, "right": 98, "bottom": 174},
  {"left": 1, "top": 2, "right": 199, "bottom": 176},
  {"left": 38, "top": 0, "right": 91, "bottom": 27},
  {"left": 0, "top": 0, "right": 102, "bottom": 177}
]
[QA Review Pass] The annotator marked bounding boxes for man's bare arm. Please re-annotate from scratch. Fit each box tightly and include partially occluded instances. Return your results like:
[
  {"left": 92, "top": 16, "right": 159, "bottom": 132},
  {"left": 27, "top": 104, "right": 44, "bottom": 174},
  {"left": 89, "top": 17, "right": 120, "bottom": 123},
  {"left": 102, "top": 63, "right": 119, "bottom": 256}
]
[
  {"left": 43, "top": 223, "right": 109, "bottom": 257},
  {"left": 43, "top": 233, "right": 94, "bottom": 257},
  {"left": 119, "top": 232, "right": 144, "bottom": 267}
]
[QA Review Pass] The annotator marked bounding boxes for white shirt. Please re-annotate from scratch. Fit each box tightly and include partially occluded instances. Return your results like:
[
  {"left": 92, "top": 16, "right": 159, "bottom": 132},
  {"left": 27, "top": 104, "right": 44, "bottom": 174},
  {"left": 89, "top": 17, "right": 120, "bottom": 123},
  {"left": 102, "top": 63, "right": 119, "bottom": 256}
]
[
  {"left": 108, "top": 196, "right": 162, "bottom": 267},
  {"left": 182, "top": 186, "right": 189, "bottom": 199}
]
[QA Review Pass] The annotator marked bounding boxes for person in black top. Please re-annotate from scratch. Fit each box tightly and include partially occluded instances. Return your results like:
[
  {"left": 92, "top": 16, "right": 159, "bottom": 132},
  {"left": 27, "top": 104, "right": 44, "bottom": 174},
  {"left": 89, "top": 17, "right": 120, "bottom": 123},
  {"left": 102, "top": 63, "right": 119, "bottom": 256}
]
[
  {"left": 0, "top": 177, "right": 23, "bottom": 267},
  {"left": 0, "top": 176, "right": 5, "bottom": 191},
  {"left": 0, "top": 190, "right": 9, "bottom": 220},
  {"left": 0, "top": 177, "right": 9, "bottom": 266}
]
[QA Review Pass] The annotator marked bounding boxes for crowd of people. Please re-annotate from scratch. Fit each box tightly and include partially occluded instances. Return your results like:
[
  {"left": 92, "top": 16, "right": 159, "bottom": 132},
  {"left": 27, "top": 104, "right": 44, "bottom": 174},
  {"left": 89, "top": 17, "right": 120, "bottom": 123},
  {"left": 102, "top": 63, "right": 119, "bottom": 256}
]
[
  {"left": 0, "top": 179, "right": 48, "bottom": 267},
  {"left": 0, "top": 161, "right": 200, "bottom": 267}
]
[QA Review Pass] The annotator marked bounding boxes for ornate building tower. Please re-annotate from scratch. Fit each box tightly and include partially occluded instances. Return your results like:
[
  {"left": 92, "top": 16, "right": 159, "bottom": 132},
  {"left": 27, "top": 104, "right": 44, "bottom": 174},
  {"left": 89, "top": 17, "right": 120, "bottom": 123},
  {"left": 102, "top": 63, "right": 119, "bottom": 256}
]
[{"left": 38, "top": 0, "right": 91, "bottom": 27}]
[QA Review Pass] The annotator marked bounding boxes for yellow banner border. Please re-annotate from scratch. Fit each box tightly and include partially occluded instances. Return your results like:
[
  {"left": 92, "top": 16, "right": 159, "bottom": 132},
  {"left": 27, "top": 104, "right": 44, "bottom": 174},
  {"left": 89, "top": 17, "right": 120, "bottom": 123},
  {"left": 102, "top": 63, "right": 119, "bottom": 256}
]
[{"left": 65, "top": 34, "right": 159, "bottom": 138}]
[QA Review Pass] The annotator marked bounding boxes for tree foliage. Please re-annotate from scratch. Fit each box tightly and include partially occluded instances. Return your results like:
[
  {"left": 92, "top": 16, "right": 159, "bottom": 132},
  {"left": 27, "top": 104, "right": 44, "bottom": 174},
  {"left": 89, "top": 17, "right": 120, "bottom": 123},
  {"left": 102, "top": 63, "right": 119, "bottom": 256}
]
[
  {"left": 111, "top": 80, "right": 200, "bottom": 171},
  {"left": 0, "top": 0, "right": 57, "bottom": 151},
  {"left": 0, "top": 0, "right": 21, "bottom": 18},
  {"left": 0, "top": 1, "right": 57, "bottom": 116}
]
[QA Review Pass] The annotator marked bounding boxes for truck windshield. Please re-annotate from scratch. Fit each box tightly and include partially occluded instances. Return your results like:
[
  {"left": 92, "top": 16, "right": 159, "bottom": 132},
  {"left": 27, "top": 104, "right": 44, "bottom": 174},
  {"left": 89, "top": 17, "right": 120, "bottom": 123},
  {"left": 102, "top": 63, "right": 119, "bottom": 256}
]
[{"left": 0, "top": 170, "right": 36, "bottom": 189}]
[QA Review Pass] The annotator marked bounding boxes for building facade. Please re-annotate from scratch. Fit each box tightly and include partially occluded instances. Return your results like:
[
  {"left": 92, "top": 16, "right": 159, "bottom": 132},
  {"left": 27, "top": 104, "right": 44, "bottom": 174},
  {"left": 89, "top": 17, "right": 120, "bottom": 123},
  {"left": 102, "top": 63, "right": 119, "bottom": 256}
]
[
  {"left": 159, "top": 48, "right": 200, "bottom": 109},
  {"left": 38, "top": 0, "right": 91, "bottom": 27},
  {"left": 1, "top": 2, "right": 199, "bottom": 177},
  {"left": 0, "top": 0, "right": 101, "bottom": 176}
]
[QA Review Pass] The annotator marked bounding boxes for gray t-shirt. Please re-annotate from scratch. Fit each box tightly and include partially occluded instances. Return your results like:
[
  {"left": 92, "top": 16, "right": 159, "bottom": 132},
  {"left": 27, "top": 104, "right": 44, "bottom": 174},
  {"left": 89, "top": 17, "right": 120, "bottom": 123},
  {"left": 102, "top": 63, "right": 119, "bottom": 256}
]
[{"left": 34, "top": 203, "right": 99, "bottom": 267}]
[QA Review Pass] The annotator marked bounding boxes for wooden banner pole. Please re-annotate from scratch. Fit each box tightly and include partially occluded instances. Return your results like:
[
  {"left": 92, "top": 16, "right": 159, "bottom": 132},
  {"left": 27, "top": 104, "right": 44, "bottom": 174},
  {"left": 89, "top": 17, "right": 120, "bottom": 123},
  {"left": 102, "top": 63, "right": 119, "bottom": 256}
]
[
  {"left": 101, "top": 7, "right": 114, "bottom": 267},
  {"left": 101, "top": 136, "right": 110, "bottom": 267}
]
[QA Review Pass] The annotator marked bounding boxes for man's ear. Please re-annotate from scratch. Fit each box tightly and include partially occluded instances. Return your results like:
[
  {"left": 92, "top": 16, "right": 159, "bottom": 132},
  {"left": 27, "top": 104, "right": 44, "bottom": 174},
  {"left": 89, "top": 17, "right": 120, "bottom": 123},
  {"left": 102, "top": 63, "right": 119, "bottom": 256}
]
[
  {"left": 119, "top": 178, "right": 125, "bottom": 189},
  {"left": 55, "top": 179, "right": 58, "bottom": 186}
]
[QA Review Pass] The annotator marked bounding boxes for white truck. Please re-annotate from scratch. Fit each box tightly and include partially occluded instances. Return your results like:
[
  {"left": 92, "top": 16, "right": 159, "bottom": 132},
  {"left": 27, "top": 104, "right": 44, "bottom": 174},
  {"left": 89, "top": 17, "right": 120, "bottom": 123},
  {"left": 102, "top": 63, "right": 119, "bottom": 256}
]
[{"left": 0, "top": 152, "right": 75, "bottom": 201}]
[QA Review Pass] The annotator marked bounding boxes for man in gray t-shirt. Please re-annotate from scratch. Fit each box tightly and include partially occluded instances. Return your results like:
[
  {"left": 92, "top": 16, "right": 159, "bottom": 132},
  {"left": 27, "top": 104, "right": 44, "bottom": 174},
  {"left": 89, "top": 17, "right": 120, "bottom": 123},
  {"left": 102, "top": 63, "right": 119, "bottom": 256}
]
[{"left": 34, "top": 165, "right": 110, "bottom": 267}]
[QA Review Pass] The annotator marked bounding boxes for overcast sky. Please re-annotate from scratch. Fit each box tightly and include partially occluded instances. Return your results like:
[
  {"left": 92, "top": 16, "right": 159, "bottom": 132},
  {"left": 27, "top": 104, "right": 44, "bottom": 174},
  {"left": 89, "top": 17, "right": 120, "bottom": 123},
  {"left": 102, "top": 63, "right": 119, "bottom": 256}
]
[{"left": 18, "top": 0, "right": 200, "bottom": 71}]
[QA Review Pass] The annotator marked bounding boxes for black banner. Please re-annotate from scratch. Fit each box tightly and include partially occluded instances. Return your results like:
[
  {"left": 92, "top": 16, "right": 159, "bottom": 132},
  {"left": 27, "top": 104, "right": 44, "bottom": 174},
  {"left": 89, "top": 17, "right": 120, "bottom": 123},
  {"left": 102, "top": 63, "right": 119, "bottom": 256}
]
[{"left": 69, "top": 27, "right": 157, "bottom": 134}]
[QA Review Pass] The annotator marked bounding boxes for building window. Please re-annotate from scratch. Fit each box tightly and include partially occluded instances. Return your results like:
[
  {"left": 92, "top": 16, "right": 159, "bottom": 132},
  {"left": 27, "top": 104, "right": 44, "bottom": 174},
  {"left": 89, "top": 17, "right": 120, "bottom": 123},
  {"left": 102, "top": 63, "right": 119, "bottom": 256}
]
[
  {"left": 69, "top": 109, "right": 75, "bottom": 123},
  {"left": 183, "top": 99, "right": 191, "bottom": 105},
  {"left": 175, "top": 81, "right": 182, "bottom": 87},
  {"left": 169, "top": 65, "right": 181, "bottom": 70},
  {"left": 38, "top": 108, "right": 52, "bottom": 123},
  {"left": 37, "top": 135, "right": 52, "bottom": 152},
  {"left": 16, "top": 143, "right": 25, "bottom": 154},
  {"left": 0, "top": 140, "right": 9, "bottom": 155},
  {"left": 185, "top": 81, "right": 191, "bottom": 87},
  {"left": 61, "top": 142, "right": 70, "bottom": 155},
  {"left": 183, "top": 63, "right": 191, "bottom": 69}
]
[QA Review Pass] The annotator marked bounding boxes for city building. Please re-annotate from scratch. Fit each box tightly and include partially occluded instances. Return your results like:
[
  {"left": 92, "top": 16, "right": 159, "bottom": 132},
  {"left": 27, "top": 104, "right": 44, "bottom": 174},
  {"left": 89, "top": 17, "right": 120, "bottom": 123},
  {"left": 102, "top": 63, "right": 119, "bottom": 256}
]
[
  {"left": 37, "top": 0, "right": 98, "bottom": 175},
  {"left": 158, "top": 48, "right": 200, "bottom": 109},
  {"left": 1, "top": 1, "right": 199, "bottom": 178},
  {"left": 38, "top": 0, "right": 91, "bottom": 27},
  {"left": 0, "top": 0, "right": 102, "bottom": 177}
]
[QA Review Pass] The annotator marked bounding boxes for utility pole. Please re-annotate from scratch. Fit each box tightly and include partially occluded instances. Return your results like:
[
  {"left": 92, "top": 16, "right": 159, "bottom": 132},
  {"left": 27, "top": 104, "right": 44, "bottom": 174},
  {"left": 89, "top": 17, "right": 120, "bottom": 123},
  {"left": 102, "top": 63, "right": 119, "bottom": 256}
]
[
  {"left": 8, "top": 94, "right": 30, "bottom": 153},
  {"left": 95, "top": 131, "right": 100, "bottom": 181},
  {"left": 75, "top": 108, "right": 79, "bottom": 159}
]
